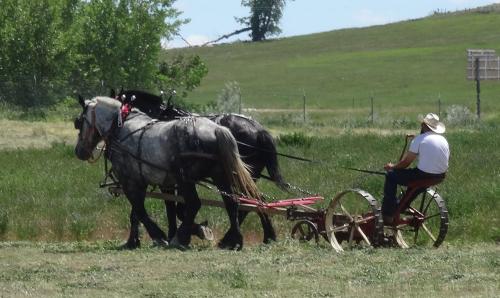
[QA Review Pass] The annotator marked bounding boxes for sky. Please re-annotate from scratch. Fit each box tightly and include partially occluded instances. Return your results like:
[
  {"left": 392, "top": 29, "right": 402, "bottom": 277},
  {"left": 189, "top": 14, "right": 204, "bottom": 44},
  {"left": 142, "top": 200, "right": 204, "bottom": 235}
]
[{"left": 166, "top": 0, "right": 500, "bottom": 48}]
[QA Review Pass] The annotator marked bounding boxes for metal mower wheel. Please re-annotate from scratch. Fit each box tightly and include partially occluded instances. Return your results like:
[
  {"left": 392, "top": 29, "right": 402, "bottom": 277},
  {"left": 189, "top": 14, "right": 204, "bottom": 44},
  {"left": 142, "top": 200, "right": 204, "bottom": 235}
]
[
  {"left": 291, "top": 220, "right": 320, "bottom": 244},
  {"left": 392, "top": 189, "right": 448, "bottom": 248},
  {"left": 325, "top": 189, "right": 382, "bottom": 252}
]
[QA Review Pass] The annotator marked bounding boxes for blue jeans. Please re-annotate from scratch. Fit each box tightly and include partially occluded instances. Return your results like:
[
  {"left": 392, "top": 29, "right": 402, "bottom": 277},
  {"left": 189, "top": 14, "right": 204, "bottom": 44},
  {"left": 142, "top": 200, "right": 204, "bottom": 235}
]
[{"left": 381, "top": 168, "right": 441, "bottom": 217}]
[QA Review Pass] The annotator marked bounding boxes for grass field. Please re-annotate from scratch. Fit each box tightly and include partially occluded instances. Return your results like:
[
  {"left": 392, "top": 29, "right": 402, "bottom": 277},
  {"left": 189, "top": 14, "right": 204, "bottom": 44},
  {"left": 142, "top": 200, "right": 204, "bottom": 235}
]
[
  {"left": 0, "top": 241, "right": 498, "bottom": 297},
  {"left": 0, "top": 127, "right": 498, "bottom": 244},
  {"left": 1, "top": 6, "right": 500, "bottom": 297}
]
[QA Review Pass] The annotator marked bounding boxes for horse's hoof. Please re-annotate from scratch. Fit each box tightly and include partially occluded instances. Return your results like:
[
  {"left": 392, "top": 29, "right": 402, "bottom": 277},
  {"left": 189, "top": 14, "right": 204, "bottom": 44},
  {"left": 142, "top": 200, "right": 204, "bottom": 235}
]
[
  {"left": 196, "top": 224, "right": 214, "bottom": 241},
  {"left": 152, "top": 239, "right": 169, "bottom": 248},
  {"left": 119, "top": 240, "right": 140, "bottom": 250},
  {"left": 217, "top": 240, "right": 243, "bottom": 251},
  {"left": 169, "top": 235, "right": 190, "bottom": 251}
]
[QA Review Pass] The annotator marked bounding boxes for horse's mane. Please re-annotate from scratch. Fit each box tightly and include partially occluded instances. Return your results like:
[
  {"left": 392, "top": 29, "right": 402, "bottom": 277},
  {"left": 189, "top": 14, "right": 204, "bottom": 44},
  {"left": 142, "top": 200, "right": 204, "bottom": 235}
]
[{"left": 120, "top": 90, "right": 163, "bottom": 105}]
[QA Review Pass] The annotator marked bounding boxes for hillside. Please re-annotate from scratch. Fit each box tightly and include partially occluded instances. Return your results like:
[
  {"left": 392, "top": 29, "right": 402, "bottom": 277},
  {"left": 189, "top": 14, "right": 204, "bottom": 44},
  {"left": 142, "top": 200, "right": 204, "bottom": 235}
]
[{"left": 164, "top": 7, "right": 500, "bottom": 119}]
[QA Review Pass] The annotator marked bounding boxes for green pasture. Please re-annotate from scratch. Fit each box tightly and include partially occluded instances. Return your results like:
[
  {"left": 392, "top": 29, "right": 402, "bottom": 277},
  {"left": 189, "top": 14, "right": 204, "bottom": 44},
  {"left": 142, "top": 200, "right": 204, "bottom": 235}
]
[
  {"left": 0, "top": 126, "right": 498, "bottom": 244},
  {"left": 165, "top": 11, "right": 500, "bottom": 120}
]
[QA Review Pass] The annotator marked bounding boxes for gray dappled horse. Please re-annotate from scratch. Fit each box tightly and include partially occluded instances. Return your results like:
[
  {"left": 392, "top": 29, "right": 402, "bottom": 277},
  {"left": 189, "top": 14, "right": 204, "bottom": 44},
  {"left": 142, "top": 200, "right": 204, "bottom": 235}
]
[
  {"left": 74, "top": 96, "right": 260, "bottom": 250},
  {"left": 114, "top": 89, "right": 285, "bottom": 245}
]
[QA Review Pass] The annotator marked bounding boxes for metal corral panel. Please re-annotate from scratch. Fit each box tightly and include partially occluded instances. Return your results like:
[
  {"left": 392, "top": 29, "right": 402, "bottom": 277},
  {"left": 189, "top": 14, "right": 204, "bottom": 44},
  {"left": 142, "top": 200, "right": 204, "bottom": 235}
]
[{"left": 467, "top": 49, "right": 500, "bottom": 80}]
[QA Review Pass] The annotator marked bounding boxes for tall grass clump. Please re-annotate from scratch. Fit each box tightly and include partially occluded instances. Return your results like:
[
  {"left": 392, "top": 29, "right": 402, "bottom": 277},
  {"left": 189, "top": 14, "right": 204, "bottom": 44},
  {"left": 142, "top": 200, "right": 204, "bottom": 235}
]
[{"left": 277, "top": 132, "right": 313, "bottom": 147}]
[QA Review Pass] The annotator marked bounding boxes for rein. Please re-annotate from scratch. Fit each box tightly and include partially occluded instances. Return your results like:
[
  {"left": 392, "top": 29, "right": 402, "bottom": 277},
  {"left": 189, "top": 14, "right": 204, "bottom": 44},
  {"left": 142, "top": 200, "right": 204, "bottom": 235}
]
[{"left": 236, "top": 141, "right": 318, "bottom": 163}]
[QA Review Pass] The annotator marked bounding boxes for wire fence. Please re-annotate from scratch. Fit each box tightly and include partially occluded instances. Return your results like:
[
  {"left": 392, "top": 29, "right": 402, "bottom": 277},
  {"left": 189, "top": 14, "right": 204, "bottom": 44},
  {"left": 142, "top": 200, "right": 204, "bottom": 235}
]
[{"left": 0, "top": 75, "right": 491, "bottom": 127}]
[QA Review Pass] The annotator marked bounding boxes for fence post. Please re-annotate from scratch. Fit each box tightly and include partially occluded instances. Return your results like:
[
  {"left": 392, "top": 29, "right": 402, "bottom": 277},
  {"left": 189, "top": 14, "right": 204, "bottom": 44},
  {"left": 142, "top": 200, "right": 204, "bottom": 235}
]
[
  {"left": 438, "top": 93, "right": 441, "bottom": 117},
  {"left": 474, "top": 57, "right": 481, "bottom": 120},
  {"left": 370, "top": 94, "right": 374, "bottom": 125},
  {"left": 303, "top": 89, "right": 306, "bottom": 122},
  {"left": 238, "top": 92, "right": 242, "bottom": 114}
]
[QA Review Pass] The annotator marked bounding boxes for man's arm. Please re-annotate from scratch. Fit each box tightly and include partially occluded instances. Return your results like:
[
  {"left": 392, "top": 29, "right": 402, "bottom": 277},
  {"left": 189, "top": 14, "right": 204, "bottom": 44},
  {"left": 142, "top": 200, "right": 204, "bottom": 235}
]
[{"left": 384, "top": 151, "right": 417, "bottom": 171}]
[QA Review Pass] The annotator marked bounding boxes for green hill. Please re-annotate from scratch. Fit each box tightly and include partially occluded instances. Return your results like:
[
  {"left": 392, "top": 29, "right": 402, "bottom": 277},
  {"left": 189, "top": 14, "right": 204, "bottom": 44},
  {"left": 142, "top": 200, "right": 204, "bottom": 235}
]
[{"left": 165, "top": 7, "right": 500, "bottom": 120}]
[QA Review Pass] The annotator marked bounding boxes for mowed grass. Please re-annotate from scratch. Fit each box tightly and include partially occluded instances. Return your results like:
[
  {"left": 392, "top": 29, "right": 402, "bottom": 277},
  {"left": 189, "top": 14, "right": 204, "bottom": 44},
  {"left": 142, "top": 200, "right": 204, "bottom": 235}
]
[
  {"left": 165, "top": 9, "right": 500, "bottom": 120},
  {"left": 0, "top": 241, "right": 498, "bottom": 297}
]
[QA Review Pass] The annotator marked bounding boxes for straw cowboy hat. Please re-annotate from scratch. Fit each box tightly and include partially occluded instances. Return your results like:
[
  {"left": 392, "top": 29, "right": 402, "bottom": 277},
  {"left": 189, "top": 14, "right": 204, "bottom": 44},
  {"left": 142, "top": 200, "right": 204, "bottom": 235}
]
[{"left": 422, "top": 113, "right": 446, "bottom": 134}]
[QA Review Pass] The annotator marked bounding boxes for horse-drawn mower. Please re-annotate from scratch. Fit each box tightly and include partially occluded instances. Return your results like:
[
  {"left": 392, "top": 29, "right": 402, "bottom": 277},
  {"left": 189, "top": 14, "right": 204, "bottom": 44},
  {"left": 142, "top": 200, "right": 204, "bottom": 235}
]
[
  {"left": 107, "top": 177, "right": 448, "bottom": 252},
  {"left": 79, "top": 91, "right": 448, "bottom": 252}
]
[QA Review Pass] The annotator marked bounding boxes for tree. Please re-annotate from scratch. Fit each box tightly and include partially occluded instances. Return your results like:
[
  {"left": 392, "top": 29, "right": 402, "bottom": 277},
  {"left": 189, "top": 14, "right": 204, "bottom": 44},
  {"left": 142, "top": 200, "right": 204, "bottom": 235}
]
[
  {"left": 69, "top": 0, "right": 184, "bottom": 98},
  {"left": 0, "top": 0, "right": 77, "bottom": 107},
  {"left": 205, "top": 0, "right": 291, "bottom": 45},
  {"left": 0, "top": 0, "right": 187, "bottom": 107},
  {"left": 156, "top": 54, "right": 208, "bottom": 98},
  {"left": 238, "top": 0, "right": 290, "bottom": 42}
]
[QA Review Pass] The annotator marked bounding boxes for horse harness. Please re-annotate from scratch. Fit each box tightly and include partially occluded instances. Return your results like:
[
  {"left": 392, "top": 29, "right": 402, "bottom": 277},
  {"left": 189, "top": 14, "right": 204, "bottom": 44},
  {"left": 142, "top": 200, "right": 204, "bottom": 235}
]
[{"left": 98, "top": 108, "right": 214, "bottom": 189}]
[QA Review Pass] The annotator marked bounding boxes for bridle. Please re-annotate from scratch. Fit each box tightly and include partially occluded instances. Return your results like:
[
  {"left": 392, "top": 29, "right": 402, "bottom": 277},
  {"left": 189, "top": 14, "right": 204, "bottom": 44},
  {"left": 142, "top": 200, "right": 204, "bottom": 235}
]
[{"left": 75, "top": 103, "right": 102, "bottom": 162}]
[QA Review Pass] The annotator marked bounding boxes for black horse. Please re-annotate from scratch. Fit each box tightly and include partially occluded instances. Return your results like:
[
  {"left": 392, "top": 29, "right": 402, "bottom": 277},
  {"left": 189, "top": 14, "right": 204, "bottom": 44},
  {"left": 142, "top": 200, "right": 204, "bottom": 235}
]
[
  {"left": 74, "top": 96, "right": 261, "bottom": 250},
  {"left": 111, "top": 89, "right": 288, "bottom": 246}
]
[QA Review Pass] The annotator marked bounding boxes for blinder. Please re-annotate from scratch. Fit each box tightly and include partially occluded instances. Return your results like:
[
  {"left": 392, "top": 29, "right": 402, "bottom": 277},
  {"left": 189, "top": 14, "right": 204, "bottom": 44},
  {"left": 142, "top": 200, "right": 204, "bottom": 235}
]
[{"left": 74, "top": 116, "right": 83, "bottom": 130}]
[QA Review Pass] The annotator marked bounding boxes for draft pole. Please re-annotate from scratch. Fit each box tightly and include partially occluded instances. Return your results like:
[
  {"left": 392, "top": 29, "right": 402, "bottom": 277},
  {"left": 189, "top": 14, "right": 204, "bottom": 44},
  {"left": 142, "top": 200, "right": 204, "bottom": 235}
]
[{"left": 302, "top": 89, "right": 306, "bottom": 122}]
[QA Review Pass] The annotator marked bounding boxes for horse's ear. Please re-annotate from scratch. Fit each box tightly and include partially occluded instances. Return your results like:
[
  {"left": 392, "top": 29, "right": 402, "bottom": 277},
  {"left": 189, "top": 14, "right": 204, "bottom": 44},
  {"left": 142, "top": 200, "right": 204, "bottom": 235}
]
[
  {"left": 77, "top": 95, "right": 85, "bottom": 108},
  {"left": 110, "top": 88, "right": 116, "bottom": 98}
]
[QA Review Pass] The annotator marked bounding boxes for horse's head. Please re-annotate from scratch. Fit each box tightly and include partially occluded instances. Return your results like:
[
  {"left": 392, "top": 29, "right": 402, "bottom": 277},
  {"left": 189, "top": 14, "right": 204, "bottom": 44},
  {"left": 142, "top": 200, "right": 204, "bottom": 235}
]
[{"left": 74, "top": 95, "right": 121, "bottom": 160}]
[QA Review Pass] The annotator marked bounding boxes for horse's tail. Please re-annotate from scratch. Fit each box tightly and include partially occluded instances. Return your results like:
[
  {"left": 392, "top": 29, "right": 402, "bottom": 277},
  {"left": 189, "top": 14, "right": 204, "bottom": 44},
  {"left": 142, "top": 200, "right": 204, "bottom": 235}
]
[
  {"left": 215, "top": 126, "right": 261, "bottom": 200},
  {"left": 257, "top": 130, "right": 289, "bottom": 192}
]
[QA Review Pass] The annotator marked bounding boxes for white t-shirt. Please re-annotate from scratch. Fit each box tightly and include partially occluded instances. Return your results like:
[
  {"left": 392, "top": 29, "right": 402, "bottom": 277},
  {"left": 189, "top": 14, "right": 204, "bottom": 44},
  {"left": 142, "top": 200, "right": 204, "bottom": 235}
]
[{"left": 409, "top": 132, "right": 449, "bottom": 174}]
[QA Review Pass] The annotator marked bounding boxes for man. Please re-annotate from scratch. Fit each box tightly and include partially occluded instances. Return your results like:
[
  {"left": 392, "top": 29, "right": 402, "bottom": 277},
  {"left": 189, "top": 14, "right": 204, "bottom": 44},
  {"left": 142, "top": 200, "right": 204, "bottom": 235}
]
[{"left": 382, "top": 113, "right": 450, "bottom": 224}]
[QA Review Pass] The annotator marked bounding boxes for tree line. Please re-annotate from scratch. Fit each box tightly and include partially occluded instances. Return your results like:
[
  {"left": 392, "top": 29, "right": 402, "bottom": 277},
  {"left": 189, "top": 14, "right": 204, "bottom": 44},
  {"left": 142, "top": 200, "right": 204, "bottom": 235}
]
[
  {"left": 0, "top": 0, "right": 291, "bottom": 108},
  {"left": 0, "top": 0, "right": 208, "bottom": 108}
]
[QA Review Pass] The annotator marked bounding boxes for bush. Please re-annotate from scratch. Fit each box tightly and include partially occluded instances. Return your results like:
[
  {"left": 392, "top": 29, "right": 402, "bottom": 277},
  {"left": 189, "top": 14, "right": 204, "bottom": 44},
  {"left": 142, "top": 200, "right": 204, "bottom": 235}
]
[
  {"left": 444, "top": 105, "right": 476, "bottom": 126},
  {"left": 216, "top": 81, "right": 241, "bottom": 114}
]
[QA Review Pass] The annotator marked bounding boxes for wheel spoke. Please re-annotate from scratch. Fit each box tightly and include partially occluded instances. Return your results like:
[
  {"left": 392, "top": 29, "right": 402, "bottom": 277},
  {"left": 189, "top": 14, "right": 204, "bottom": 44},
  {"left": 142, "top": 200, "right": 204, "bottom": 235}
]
[
  {"left": 423, "top": 198, "right": 433, "bottom": 214},
  {"left": 306, "top": 225, "right": 312, "bottom": 239},
  {"left": 348, "top": 226, "right": 355, "bottom": 248},
  {"left": 356, "top": 226, "right": 371, "bottom": 246},
  {"left": 418, "top": 191, "right": 427, "bottom": 212},
  {"left": 424, "top": 212, "right": 441, "bottom": 221},
  {"left": 421, "top": 223, "right": 437, "bottom": 242},
  {"left": 355, "top": 215, "right": 375, "bottom": 225},
  {"left": 413, "top": 228, "right": 420, "bottom": 243},
  {"left": 339, "top": 202, "right": 353, "bottom": 220},
  {"left": 330, "top": 223, "right": 350, "bottom": 233},
  {"left": 298, "top": 225, "right": 305, "bottom": 237}
]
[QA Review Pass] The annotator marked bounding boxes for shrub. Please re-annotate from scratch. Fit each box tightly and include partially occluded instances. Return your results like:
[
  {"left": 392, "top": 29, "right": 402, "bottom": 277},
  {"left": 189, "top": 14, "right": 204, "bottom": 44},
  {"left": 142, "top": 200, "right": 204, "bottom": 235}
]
[
  {"left": 444, "top": 105, "right": 476, "bottom": 126},
  {"left": 216, "top": 81, "right": 241, "bottom": 114}
]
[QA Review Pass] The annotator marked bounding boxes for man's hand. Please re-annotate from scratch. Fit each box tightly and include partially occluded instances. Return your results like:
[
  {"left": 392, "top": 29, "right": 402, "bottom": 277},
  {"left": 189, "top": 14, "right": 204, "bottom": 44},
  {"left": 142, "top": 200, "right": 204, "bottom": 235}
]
[{"left": 384, "top": 162, "right": 394, "bottom": 171}]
